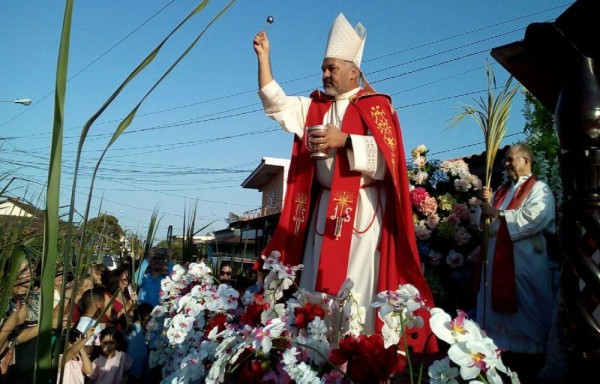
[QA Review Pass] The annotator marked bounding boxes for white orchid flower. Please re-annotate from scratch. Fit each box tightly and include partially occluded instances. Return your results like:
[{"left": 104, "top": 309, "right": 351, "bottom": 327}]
[
  {"left": 205, "top": 284, "right": 239, "bottom": 312},
  {"left": 429, "top": 308, "right": 483, "bottom": 346},
  {"left": 381, "top": 318, "right": 401, "bottom": 348},
  {"left": 188, "top": 262, "right": 212, "bottom": 279},
  {"left": 251, "top": 318, "right": 285, "bottom": 354},
  {"left": 172, "top": 313, "right": 194, "bottom": 333},
  {"left": 171, "top": 264, "right": 187, "bottom": 282},
  {"left": 167, "top": 327, "right": 187, "bottom": 345},
  {"left": 428, "top": 357, "right": 459, "bottom": 384},
  {"left": 336, "top": 278, "right": 354, "bottom": 301},
  {"left": 447, "top": 339, "right": 499, "bottom": 382}
]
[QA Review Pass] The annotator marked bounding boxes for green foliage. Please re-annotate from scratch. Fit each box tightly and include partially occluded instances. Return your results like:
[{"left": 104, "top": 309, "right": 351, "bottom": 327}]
[
  {"left": 86, "top": 214, "right": 125, "bottom": 255},
  {"left": 182, "top": 202, "right": 198, "bottom": 264},
  {"left": 0, "top": 245, "right": 27, "bottom": 318},
  {"left": 157, "top": 237, "right": 184, "bottom": 261},
  {"left": 522, "top": 90, "right": 562, "bottom": 204}
]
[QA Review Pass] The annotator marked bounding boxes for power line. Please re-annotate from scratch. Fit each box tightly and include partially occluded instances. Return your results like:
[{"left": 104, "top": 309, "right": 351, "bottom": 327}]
[
  {"left": 3, "top": 4, "right": 565, "bottom": 143},
  {"left": 0, "top": 4, "right": 566, "bottom": 229},
  {"left": 0, "top": 0, "right": 178, "bottom": 129}
]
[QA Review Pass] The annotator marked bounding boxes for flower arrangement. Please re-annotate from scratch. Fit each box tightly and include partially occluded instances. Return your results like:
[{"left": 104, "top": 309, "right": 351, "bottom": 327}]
[
  {"left": 407, "top": 145, "right": 483, "bottom": 314},
  {"left": 145, "top": 253, "right": 520, "bottom": 384}
]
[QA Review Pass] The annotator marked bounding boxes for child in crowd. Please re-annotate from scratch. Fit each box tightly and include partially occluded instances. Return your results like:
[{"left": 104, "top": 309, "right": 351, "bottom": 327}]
[
  {"left": 56, "top": 328, "right": 94, "bottom": 384},
  {"left": 127, "top": 303, "right": 153, "bottom": 383},
  {"left": 87, "top": 327, "right": 132, "bottom": 384},
  {"left": 76, "top": 288, "right": 106, "bottom": 355}
]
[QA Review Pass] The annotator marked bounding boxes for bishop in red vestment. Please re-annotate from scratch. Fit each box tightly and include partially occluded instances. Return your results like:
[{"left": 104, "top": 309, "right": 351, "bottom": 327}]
[{"left": 253, "top": 13, "right": 436, "bottom": 354}]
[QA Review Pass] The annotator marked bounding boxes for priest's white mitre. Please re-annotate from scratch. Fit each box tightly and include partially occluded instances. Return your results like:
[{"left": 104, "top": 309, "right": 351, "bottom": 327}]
[{"left": 324, "top": 13, "right": 367, "bottom": 68}]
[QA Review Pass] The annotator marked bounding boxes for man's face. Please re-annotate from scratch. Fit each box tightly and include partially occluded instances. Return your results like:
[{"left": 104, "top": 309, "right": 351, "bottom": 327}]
[
  {"left": 322, "top": 58, "right": 358, "bottom": 97},
  {"left": 150, "top": 256, "right": 165, "bottom": 272},
  {"left": 504, "top": 148, "right": 531, "bottom": 181},
  {"left": 219, "top": 266, "right": 232, "bottom": 282}
]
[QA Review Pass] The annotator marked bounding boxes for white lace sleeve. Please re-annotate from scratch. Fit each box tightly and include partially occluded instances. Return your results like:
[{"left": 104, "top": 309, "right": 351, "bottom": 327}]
[
  {"left": 346, "top": 134, "right": 386, "bottom": 180},
  {"left": 257, "top": 80, "right": 311, "bottom": 138}
]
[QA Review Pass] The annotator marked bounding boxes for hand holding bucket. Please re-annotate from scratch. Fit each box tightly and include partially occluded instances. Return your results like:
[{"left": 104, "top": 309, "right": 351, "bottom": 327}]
[{"left": 306, "top": 125, "right": 329, "bottom": 159}]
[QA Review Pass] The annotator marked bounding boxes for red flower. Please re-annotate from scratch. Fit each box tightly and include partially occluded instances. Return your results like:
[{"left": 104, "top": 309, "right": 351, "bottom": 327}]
[
  {"left": 294, "top": 302, "right": 325, "bottom": 330},
  {"left": 240, "top": 303, "right": 266, "bottom": 327},
  {"left": 240, "top": 294, "right": 270, "bottom": 327},
  {"left": 226, "top": 348, "right": 277, "bottom": 384},
  {"left": 329, "top": 334, "right": 406, "bottom": 383},
  {"left": 205, "top": 313, "right": 227, "bottom": 334}
]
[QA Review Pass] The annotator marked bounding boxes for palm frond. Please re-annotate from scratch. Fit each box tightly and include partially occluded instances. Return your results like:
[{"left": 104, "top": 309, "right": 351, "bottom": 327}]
[
  {"left": 448, "top": 63, "right": 519, "bottom": 329},
  {"left": 37, "top": 1, "right": 74, "bottom": 382}
]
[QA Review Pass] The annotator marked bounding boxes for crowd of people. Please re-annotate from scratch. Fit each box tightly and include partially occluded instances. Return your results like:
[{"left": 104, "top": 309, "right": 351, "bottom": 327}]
[
  {"left": 0, "top": 247, "right": 187, "bottom": 384},
  {"left": 0, "top": 246, "right": 262, "bottom": 384}
]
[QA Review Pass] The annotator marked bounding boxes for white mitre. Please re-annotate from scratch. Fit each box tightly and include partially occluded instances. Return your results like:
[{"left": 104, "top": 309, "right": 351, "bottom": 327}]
[{"left": 324, "top": 13, "right": 367, "bottom": 67}]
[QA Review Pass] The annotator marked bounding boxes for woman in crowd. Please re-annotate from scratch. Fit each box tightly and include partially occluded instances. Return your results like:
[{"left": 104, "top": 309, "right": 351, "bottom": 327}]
[
  {"left": 0, "top": 257, "right": 40, "bottom": 383},
  {"left": 102, "top": 268, "right": 137, "bottom": 330}
]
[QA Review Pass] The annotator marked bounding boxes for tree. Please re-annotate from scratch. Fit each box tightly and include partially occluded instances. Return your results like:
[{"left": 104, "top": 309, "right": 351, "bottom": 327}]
[
  {"left": 156, "top": 237, "right": 183, "bottom": 261},
  {"left": 522, "top": 90, "right": 562, "bottom": 204},
  {"left": 86, "top": 214, "right": 124, "bottom": 255}
]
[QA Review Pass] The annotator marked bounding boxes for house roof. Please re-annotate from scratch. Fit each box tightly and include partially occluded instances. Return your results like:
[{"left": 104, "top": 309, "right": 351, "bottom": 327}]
[
  {"left": 0, "top": 196, "right": 45, "bottom": 218},
  {"left": 241, "top": 157, "right": 290, "bottom": 190}
]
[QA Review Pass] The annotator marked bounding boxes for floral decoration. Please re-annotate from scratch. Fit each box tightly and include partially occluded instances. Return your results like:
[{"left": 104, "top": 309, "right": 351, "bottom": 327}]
[
  {"left": 145, "top": 252, "right": 519, "bottom": 384},
  {"left": 407, "top": 145, "right": 483, "bottom": 314}
]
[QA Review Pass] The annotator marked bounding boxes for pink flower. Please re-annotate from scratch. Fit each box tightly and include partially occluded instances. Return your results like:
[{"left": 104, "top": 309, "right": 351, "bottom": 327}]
[
  {"left": 468, "top": 174, "right": 483, "bottom": 190},
  {"left": 410, "top": 187, "right": 429, "bottom": 207},
  {"left": 451, "top": 203, "right": 470, "bottom": 220},
  {"left": 420, "top": 196, "right": 438, "bottom": 216},
  {"left": 426, "top": 213, "right": 440, "bottom": 229},
  {"left": 454, "top": 178, "right": 471, "bottom": 192},
  {"left": 415, "top": 221, "right": 432, "bottom": 240},
  {"left": 447, "top": 214, "right": 460, "bottom": 226},
  {"left": 446, "top": 250, "right": 464, "bottom": 268},
  {"left": 454, "top": 226, "right": 471, "bottom": 246}
]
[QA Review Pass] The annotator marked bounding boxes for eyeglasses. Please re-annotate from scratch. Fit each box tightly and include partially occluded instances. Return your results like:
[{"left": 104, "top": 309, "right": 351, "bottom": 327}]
[
  {"left": 220, "top": 271, "right": 232, "bottom": 276},
  {"left": 504, "top": 156, "right": 527, "bottom": 162}
]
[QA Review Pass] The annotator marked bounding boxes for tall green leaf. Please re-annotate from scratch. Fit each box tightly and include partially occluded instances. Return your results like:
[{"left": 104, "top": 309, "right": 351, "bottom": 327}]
[
  {"left": 82, "top": 0, "right": 237, "bottom": 250},
  {"left": 37, "top": 0, "right": 74, "bottom": 383}
]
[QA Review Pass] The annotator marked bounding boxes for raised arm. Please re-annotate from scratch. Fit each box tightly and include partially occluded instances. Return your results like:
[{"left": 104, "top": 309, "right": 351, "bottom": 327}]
[
  {"left": 64, "top": 328, "right": 95, "bottom": 364},
  {"left": 253, "top": 31, "right": 273, "bottom": 89}
]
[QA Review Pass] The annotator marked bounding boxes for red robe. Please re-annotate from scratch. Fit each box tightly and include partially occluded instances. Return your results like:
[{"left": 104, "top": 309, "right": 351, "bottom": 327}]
[{"left": 261, "top": 89, "right": 437, "bottom": 353}]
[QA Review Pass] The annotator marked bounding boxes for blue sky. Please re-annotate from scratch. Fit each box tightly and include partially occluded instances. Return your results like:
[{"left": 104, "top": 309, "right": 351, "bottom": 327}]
[{"left": 0, "top": 0, "right": 572, "bottom": 241}]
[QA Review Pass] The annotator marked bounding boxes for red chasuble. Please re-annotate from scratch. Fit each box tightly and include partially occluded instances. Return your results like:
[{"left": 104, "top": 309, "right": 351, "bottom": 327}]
[{"left": 261, "top": 89, "right": 437, "bottom": 353}]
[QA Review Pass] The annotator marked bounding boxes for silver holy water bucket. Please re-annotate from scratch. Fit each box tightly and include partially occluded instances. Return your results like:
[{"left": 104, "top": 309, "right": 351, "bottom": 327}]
[{"left": 306, "top": 125, "right": 328, "bottom": 160}]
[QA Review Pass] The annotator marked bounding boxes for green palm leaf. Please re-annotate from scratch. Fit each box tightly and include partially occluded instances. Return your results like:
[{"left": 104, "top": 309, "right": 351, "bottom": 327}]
[
  {"left": 37, "top": 1, "right": 74, "bottom": 382},
  {"left": 448, "top": 63, "right": 519, "bottom": 328}
]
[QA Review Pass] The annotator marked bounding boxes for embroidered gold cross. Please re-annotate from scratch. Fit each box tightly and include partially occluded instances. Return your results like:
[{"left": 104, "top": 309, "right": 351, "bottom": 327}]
[
  {"left": 330, "top": 190, "right": 355, "bottom": 240},
  {"left": 292, "top": 193, "right": 307, "bottom": 236}
]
